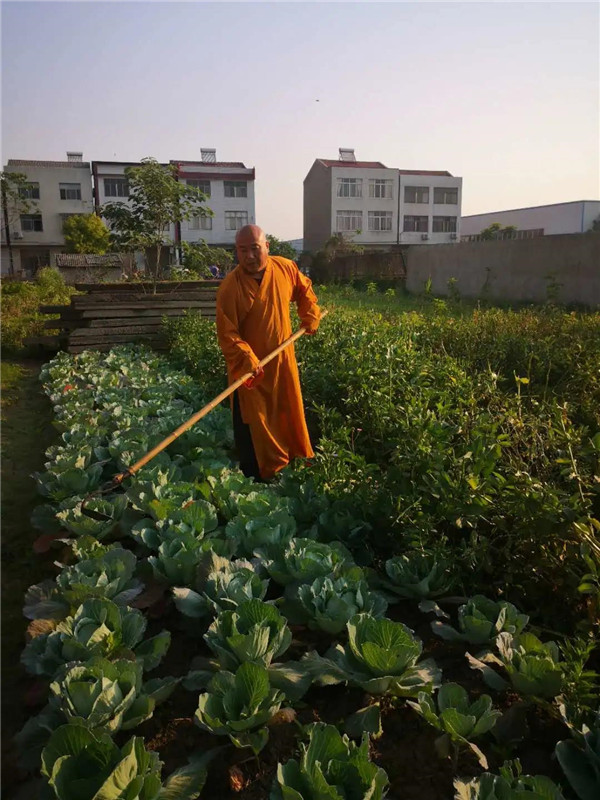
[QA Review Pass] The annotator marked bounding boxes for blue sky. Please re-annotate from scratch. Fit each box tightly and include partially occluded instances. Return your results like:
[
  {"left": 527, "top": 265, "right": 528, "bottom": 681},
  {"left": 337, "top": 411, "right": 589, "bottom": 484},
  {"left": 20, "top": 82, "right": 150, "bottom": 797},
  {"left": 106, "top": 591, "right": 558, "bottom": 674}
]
[{"left": 2, "top": 1, "right": 598, "bottom": 238}]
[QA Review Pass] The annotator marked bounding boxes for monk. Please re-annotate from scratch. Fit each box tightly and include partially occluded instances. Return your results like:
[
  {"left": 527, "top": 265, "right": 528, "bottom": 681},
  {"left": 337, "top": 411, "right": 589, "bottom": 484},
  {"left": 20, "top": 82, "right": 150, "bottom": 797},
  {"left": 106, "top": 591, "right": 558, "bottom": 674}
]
[{"left": 216, "top": 225, "right": 321, "bottom": 480}]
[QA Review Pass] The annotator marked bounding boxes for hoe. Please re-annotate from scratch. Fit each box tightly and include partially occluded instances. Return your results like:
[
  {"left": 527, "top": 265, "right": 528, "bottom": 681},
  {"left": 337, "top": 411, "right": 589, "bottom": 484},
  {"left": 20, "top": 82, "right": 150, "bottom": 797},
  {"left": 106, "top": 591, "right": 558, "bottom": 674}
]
[{"left": 81, "top": 311, "right": 328, "bottom": 519}]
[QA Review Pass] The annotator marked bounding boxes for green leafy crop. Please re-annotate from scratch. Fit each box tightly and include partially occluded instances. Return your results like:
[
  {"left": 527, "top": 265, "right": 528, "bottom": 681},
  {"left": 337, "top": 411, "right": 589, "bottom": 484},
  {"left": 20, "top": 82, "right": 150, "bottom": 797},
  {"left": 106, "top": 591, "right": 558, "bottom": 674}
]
[{"left": 304, "top": 613, "right": 441, "bottom": 696}]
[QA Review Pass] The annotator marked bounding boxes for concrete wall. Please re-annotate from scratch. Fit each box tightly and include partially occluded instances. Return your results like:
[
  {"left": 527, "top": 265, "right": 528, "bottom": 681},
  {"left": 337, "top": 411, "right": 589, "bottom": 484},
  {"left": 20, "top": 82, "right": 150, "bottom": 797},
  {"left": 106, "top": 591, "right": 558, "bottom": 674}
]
[
  {"left": 461, "top": 201, "right": 600, "bottom": 237},
  {"left": 405, "top": 233, "right": 600, "bottom": 306},
  {"left": 310, "top": 249, "right": 407, "bottom": 283},
  {"left": 303, "top": 161, "right": 332, "bottom": 251}
]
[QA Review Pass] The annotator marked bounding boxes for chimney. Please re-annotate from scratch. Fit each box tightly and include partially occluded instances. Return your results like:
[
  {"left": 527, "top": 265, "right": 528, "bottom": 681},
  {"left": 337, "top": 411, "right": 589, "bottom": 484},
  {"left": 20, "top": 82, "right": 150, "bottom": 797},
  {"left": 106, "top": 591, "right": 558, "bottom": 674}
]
[
  {"left": 339, "top": 148, "right": 356, "bottom": 162},
  {"left": 201, "top": 148, "right": 216, "bottom": 163},
  {"left": 66, "top": 151, "right": 83, "bottom": 163}
]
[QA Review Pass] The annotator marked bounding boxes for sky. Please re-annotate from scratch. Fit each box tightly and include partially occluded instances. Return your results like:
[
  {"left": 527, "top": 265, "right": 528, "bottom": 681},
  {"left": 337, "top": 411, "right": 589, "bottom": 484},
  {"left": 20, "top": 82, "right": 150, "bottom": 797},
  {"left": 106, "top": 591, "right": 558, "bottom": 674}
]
[{"left": 1, "top": 0, "right": 598, "bottom": 239}]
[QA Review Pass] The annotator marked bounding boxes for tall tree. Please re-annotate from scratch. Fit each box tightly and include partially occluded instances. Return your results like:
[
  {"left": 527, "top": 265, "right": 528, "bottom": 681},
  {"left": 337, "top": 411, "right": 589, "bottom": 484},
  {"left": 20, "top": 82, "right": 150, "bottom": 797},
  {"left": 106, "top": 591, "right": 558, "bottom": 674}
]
[
  {"left": 1, "top": 170, "right": 37, "bottom": 275},
  {"left": 479, "top": 222, "right": 518, "bottom": 240},
  {"left": 101, "top": 158, "right": 211, "bottom": 285},
  {"left": 266, "top": 234, "right": 298, "bottom": 260},
  {"left": 63, "top": 213, "right": 110, "bottom": 254},
  {"left": 179, "top": 240, "right": 233, "bottom": 277}
]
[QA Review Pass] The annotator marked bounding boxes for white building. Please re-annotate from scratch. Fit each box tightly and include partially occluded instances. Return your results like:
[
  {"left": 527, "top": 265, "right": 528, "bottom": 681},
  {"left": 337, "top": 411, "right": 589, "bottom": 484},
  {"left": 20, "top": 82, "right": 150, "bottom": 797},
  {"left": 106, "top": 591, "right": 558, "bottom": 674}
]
[
  {"left": 92, "top": 149, "right": 256, "bottom": 259},
  {"left": 461, "top": 200, "right": 600, "bottom": 240},
  {"left": 1, "top": 152, "right": 94, "bottom": 276},
  {"left": 173, "top": 149, "right": 255, "bottom": 248},
  {"left": 303, "top": 148, "right": 462, "bottom": 252}
]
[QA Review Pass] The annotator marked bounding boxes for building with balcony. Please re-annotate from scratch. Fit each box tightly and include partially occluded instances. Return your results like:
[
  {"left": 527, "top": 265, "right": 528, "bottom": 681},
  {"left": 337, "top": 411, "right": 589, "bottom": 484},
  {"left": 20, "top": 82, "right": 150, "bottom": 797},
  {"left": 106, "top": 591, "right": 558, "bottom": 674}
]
[
  {"left": 303, "top": 149, "right": 462, "bottom": 252},
  {"left": 1, "top": 152, "right": 93, "bottom": 276}
]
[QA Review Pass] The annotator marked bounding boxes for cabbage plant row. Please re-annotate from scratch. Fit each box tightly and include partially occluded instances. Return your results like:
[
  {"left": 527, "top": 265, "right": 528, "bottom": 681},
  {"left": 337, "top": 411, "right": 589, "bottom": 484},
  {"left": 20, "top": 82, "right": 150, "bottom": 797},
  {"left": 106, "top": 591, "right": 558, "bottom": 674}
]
[{"left": 16, "top": 345, "right": 596, "bottom": 800}]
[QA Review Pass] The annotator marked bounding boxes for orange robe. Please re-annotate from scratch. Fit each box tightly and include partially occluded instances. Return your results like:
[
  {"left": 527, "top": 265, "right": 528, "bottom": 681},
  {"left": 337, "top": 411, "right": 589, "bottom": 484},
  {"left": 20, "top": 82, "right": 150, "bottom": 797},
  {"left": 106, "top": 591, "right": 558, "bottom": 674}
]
[{"left": 216, "top": 256, "right": 321, "bottom": 479}]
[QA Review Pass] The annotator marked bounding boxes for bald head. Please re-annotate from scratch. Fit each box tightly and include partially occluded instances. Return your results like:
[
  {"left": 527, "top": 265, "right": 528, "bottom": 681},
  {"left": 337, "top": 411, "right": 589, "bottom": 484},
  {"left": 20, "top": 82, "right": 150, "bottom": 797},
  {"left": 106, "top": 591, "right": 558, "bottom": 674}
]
[
  {"left": 235, "top": 224, "right": 266, "bottom": 246},
  {"left": 235, "top": 225, "right": 270, "bottom": 274}
]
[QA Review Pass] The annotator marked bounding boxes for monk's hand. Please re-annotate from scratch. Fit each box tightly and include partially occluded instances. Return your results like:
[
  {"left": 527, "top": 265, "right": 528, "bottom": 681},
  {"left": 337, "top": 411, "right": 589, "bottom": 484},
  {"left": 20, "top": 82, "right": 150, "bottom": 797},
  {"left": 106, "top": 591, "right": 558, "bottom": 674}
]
[
  {"left": 304, "top": 328, "right": 317, "bottom": 336},
  {"left": 244, "top": 366, "right": 264, "bottom": 389}
]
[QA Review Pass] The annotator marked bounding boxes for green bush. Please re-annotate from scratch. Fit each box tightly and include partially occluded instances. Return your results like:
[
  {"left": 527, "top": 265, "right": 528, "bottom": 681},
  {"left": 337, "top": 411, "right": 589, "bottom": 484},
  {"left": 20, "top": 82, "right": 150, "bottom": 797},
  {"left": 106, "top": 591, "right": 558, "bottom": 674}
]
[
  {"left": 1, "top": 268, "right": 76, "bottom": 354},
  {"left": 163, "top": 311, "right": 225, "bottom": 396},
  {"left": 165, "top": 293, "right": 600, "bottom": 630}
]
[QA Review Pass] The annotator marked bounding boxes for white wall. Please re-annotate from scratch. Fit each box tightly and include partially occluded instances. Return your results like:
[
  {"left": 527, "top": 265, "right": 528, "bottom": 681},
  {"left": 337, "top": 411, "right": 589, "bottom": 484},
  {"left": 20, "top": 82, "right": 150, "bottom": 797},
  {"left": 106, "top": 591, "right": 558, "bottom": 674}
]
[
  {"left": 94, "top": 162, "right": 256, "bottom": 249},
  {"left": 4, "top": 163, "right": 93, "bottom": 246},
  {"left": 179, "top": 168, "right": 255, "bottom": 247},
  {"left": 399, "top": 174, "right": 462, "bottom": 245},
  {"left": 330, "top": 166, "right": 399, "bottom": 246},
  {"left": 461, "top": 201, "right": 600, "bottom": 237}
]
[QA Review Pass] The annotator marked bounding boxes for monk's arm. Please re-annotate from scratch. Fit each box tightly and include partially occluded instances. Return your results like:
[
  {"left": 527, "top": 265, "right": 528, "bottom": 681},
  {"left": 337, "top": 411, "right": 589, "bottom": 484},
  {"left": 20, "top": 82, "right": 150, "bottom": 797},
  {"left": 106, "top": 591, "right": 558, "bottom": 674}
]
[
  {"left": 216, "top": 303, "right": 261, "bottom": 381},
  {"left": 291, "top": 265, "right": 321, "bottom": 332}
]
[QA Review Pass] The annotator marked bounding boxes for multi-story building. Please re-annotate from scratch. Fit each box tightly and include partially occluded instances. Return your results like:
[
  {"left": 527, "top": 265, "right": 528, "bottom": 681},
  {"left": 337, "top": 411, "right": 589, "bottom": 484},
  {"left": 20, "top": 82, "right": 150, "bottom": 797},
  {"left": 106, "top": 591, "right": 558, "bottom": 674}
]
[
  {"left": 173, "top": 149, "right": 256, "bottom": 248},
  {"left": 1, "top": 152, "right": 94, "bottom": 276},
  {"left": 303, "top": 149, "right": 462, "bottom": 252},
  {"left": 461, "top": 200, "right": 600, "bottom": 241},
  {"left": 92, "top": 149, "right": 256, "bottom": 255}
]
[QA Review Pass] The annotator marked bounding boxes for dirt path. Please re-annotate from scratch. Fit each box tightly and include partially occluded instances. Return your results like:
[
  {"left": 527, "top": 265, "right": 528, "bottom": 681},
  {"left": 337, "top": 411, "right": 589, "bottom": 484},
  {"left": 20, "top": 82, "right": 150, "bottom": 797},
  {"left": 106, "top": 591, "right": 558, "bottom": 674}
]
[{"left": 1, "top": 359, "right": 57, "bottom": 795}]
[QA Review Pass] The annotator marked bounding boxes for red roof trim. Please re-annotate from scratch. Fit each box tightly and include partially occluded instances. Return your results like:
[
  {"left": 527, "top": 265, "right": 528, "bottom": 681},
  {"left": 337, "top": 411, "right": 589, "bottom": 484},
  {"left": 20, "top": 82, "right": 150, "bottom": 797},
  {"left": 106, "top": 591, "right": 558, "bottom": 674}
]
[
  {"left": 178, "top": 170, "right": 255, "bottom": 181},
  {"left": 7, "top": 160, "right": 90, "bottom": 168},
  {"left": 317, "top": 159, "right": 388, "bottom": 169},
  {"left": 399, "top": 169, "right": 453, "bottom": 176},
  {"left": 172, "top": 160, "right": 247, "bottom": 168}
]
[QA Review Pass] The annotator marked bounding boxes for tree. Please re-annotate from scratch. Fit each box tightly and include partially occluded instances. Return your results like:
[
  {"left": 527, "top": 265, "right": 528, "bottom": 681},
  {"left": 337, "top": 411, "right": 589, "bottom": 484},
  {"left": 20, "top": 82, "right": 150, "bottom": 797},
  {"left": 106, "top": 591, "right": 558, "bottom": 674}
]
[
  {"left": 479, "top": 222, "right": 518, "bottom": 240},
  {"left": 306, "top": 232, "right": 365, "bottom": 283},
  {"left": 1, "top": 170, "right": 37, "bottom": 275},
  {"left": 179, "top": 240, "right": 233, "bottom": 278},
  {"left": 320, "top": 232, "right": 365, "bottom": 261},
  {"left": 266, "top": 234, "right": 297, "bottom": 260},
  {"left": 101, "top": 157, "right": 211, "bottom": 285},
  {"left": 63, "top": 214, "right": 110, "bottom": 254}
]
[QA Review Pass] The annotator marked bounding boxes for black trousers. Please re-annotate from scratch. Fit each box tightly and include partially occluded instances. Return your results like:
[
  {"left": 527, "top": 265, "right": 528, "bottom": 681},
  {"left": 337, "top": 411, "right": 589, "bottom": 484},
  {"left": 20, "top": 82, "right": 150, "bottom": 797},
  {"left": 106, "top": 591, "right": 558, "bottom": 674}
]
[{"left": 232, "top": 391, "right": 261, "bottom": 481}]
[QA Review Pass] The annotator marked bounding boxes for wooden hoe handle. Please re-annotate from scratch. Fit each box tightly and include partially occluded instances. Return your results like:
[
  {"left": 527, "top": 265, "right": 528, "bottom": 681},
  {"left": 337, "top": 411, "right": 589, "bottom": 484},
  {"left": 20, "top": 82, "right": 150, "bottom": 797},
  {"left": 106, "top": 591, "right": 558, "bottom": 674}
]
[{"left": 111, "top": 309, "right": 328, "bottom": 485}]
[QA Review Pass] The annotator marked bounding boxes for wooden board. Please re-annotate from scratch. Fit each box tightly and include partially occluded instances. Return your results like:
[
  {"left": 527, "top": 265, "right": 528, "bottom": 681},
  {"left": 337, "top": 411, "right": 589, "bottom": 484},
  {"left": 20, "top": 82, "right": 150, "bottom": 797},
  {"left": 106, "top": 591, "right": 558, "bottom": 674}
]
[
  {"left": 71, "top": 299, "right": 217, "bottom": 311},
  {"left": 71, "top": 293, "right": 218, "bottom": 308},
  {"left": 73, "top": 281, "right": 221, "bottom": 292},
  {"left": 70, "top": 324, "right": 165, "bottom": 340},
  {"left": 79, "top": 308, "right": 215, "bottom": 319}
]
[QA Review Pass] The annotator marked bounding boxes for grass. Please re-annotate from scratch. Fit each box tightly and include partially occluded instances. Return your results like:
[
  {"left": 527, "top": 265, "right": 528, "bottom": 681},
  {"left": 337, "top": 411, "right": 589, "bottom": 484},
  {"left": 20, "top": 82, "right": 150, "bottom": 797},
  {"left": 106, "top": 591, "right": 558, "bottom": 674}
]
[{"left": 1, "top": 358, "right": 57, "bottom": 786}]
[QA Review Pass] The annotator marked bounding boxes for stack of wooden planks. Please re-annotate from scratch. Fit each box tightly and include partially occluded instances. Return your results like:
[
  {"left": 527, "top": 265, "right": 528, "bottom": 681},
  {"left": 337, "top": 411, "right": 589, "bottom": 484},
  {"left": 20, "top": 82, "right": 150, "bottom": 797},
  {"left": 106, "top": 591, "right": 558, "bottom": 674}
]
[{"left": 40, "top": 281, "right": 220, "bottom": 353}]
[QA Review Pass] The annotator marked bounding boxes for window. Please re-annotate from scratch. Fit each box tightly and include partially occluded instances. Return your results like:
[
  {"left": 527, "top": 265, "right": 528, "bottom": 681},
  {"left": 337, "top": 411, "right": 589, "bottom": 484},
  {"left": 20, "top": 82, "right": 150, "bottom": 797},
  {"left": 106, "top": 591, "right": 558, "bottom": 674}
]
[
  {"left": 104, "top": 178, "right": 129, "bottom": 197},
  {"left": 20, "top": 214, "right": 43, "bottom": 232},
  {"left": 336, "top": 178, "right": 362, "bottom": 198},
  {"left": 404, "top": 186, "right": 429, "bottom": 204},
  {"left": 336, "top": 210, "right": 363, "bottom": 232},
  {"left": 434, "top": 187, "right": 458, "bottom": 204},
  {"left": 368, "top": 211, "right": 393, "bottom": 231},
  {"left": 225, "top": 211, "right": 248, "bottom": 230},
  {"left": 187, "top": 179, "right": 211, "bottom": 197},
  {"left": 403, "top": 215, "right": 428, "bottom": 233},
  {"left": 369, "top": 179, "right": 393, "bottom": 199},
  {"left": 59, "top": 183, "right": 81, "bottom": 200},
  {"left": 188, "top": 215, "right": 213, "bottom": 231},
  {"left": 224, "top": 181, "right": 247, "bottom": 198},
  {"left": 19, "top": 182, "right": 40, "bottom": 200},
  {"left": 432, "top": 216, "right": 457, "bottom": 233}
]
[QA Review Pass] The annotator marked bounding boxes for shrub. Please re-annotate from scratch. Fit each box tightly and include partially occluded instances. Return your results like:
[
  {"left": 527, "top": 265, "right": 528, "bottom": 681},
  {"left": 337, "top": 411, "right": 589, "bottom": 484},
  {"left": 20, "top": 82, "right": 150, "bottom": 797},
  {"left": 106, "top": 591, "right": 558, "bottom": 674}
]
[{"left": 1, "top": 268, "right": 76, "bottom": 354}]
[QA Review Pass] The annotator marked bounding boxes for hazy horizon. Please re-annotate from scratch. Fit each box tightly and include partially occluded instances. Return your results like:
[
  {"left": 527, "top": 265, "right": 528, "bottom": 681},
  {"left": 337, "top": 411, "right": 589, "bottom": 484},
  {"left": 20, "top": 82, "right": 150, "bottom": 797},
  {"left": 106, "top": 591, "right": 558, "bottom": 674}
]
[{"left": 2, "top": 0, "right": 598, "bottom": 239}]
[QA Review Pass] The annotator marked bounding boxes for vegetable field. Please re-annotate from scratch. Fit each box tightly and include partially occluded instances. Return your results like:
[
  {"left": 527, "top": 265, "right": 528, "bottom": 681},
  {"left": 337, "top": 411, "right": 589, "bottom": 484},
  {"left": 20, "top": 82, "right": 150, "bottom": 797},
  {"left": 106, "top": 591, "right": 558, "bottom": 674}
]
[{"left": 3, "top": 289, "right": 599, "bottom": 799}]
